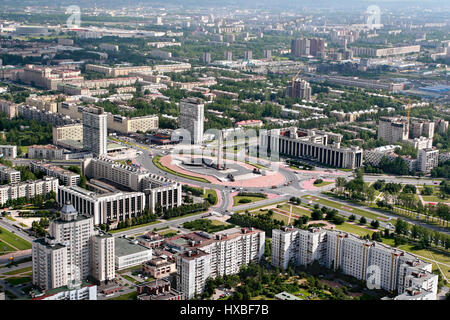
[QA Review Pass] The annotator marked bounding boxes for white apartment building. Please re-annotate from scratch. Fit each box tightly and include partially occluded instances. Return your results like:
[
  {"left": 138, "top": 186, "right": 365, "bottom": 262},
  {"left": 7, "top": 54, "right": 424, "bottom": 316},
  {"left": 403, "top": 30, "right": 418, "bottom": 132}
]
[
  {"left": 32, "top": 202, "right": 115, "bottom": 291},
  {"left": 179, "top": 97, "right": 205, "bottom": 145},
  {"left": 172, "top": 227, "right": 265, "bottom": 299},
  {"left": 272, "top": 227, "right": 438, "bottom": 299},
  {"left": 363, "top": 145, "right": 401, "bottom": 167},
  {"left": 52, "top": 123, "right": 83, "bottom": 146},
  {"left": 32, "top": 284, "right": 97, "bottom": 300},
  {"left": 82, "top": 107, "right": 107, "bottom": 156},
  {"left": 32, "top": 239, "right": 68, "bottom": 291},
  {"left": 107, "top": 114, "right": 159, "bottom": 134},
  {"left": 0, "top": 145, "right": 17, "bottom": 158},
  {"left": 405, "top": 136, "right": 433, "bottom": 151},
  {"left": 57, "top": 185, "right": 145, "bottom": 225},
  {"left": 30, "top": 161, "right": 80, "bottom": 186},
  {"left": 176, "top": 249, "right": 212, "bottom": 300},
  {"left": 0, "top": 164, "right": 20, "bottom": 184},
  {"left": 90, "top": 234, "right": 115, "bottom": 284},
  {"left": 28, "top": 144, "right": 65, "bottom": 160},
  {"left": 417, "top": 148, "right": 439, "bottom": 173},
  {"left": 0, "top": 176, "right": 59, "bottom": 205}
]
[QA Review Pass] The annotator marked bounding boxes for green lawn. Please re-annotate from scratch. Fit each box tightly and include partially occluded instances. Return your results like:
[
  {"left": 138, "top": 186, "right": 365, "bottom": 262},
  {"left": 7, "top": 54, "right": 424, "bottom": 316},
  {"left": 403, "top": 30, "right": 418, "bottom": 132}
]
[
  {"left": 121, "top": 274, "right": 142, "bottom": 285},
  {"left": 166, "top": 210, "right": 208, "bottom": 221},
  {"left": 2, "top": 266, "right": 32, "bottom": 275},
  {"left": 153, "top": 156, "right": 211, "bottom": 183},
  {"left": 204, "top": 189, "right": 218, "bottom": 205},
  {"left": 313, "top": 181, "right": 334, "bottom": 187},
  {"left": 334, "top": 223, "right": 375, "bottom": 237},
  {"left": 278, "top": 204, "right": 312, "bottom": 217},
  {"left": 304, "top": 195, "right": 387, "bottom": 221},
  {"left": 5, "top": 276, "right": 32, "bottom": 285},
  {"left": 421, "top": 195, "right": 449, "bottom": 203},
  {"left": 233, "top": 195, "right": 267, "bottom": 207},
  {"left": 0, "top": 226, "right": 32, "bottom": 250},
  {"left": 109, "top": 220, "right": 161, "bottom": 234},
  {"left": 0, "top": 240, "right": 16, "bottom": 254}
]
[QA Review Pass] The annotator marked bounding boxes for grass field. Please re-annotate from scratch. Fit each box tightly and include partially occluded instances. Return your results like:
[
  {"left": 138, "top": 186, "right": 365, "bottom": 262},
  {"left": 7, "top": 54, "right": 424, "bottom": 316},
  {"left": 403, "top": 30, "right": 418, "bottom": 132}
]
[
  {"left": 0, "top": 226, "right": 32, "bottom": 250},
  {"left": 153, "top": 156, "right": 211, "bottom": 183},
  {"left": 204, "top": 189, "right": 218, "bottom": 205},
  {"left": 0, "top": 240, "right": 16, "bottom": 254},
  {"left": 278, "top": 204, "right": 312, "bottom": 217},
  {"left": 5, "top": 276, "right": 32, "bottom": 285},
  {"left": 335, "top": 223, "right": 375, "bottom": 237},
  {"left": 313, "top": 181, "right": 334, "bottom": 187},
  {"left": 233, "top": 195, "right": 267, "bottom": 207},
  {"left": 303, "top": 195, "right": 387, "bottom": 221},
  {"left": 421, "top": 195, "right": 449, "bottom": 203},
  {"left": 2, "top": 266, "right": 32, "bottom": 276}
]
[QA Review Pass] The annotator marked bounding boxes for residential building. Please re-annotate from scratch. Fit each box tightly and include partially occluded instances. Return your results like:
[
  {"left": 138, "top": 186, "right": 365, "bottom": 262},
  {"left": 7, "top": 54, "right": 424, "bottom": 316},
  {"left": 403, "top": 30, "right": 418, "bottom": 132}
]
[
  {"left": 28, "top": 145, "right": 65, "bottom": 160},
  {"left": 417, "top": 148, "right": 439, "bottom": 173},
  {"left": 202, "top": 52, "right": 211, "bottom": 64},
  {"left": 0, "top": 176, "right": 59, "bottom": 205},
  {"left": 25, "top": 95, "right": 58, "bottom": 113},
  {"left": 52, "top": 123, "right": 83, "bottom": 146},
  {"left": 0, "top": 145, "right": 17, "bottom": 158},
  {"left": 263, "top": 50, "right": 272, "bottom": 59},
  {"left": 378, "top": 117, "right": 409, "bottom": 144},
  {"left": 272, "top": 227, "right": 438, "bottom": 300},
  {"left": 411, "top": 120, "right": 434, "bottom": 138},
  {"left": 259, "top": 127, "right": 363, "bottom": 169},
  {"left": 115, "top": 237, "right": 153, "bottom": 270},
  {"left": 244, "top": 50, "right": 253, "bottom": 60},
  {"left": 107, "top": 114, "right": 159, "bottom": 134},
  {"left": 352, "top": 45, "right": 421, "bottom": 57},
  {"left": 224, "top": 51, "right": 233, "bottom": 61},
  {"left": 137, "top": 232, "right": 165, "bottom": 249},
  {"left": 30, "top": 161, "right": 80, "bottom": 186},
  {"left": 286, "top": 78, "right": 312, "bottom": 100},
  {"left": 0, "top": 99, "right": 19, "bottom": 119},
  {"left": 18, "top": 105, "right": 79, "bottom": 126},
  {"left": 0, "top": 164, "right": 20, "bottom": 184},
  {"left": 31, "top": 283, "right": 97, "bottom": 300},
  {"left": 83, "top": 106, "right": 107, "bottom": 156},
  {"left": 90, "top": 233, "right": 115, "bottom": 285},
  {"left": 179, "top": 97, "right": 205, "bottom": 145}
]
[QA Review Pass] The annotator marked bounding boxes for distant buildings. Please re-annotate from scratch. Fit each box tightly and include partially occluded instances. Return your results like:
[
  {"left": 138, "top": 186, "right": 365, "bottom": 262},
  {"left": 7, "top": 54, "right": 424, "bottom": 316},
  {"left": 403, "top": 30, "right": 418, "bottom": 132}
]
[
  {"left": 417, "top": 148, "right": 439, "bottom": 173},
  {"left": 244, "top": 50, "right": 253, "bottom": 60},
  {"left": 291, "top": 38, "right": 325, "bottom": 57},
  {"left": 411, "top": 120, "right": 434, "bottom": 139},
  {"left": 28, "top": 145, "right": 65, "bottom": 160},
  {"left": 286, "top": 78, "right": 312, "bottom": 100},
  {"left": 179, "top": 97, "right": 205, "bottom": 145},
  {"left": 107, "top": 114, "right": 159, "bottom": 135},
  {"left": 352, "top": 45, "right": 421, "bottom": 57},
  {"left": 0, "top": 164, "right": 20, "bottom": 184},
  {"left": 82, "top": 106, "right": 107, "bottom": 156},
  {"left": 137, "top": 279, "right": 183, "bottom": 300},
  {"left": 263, "top": 49, "right": 272, "bottom": 59},
  {"left": 52, "top": 123, "right": 83, "bottom": 147},
  {"left": 272, "top": 227, "right": 438, "bottom": 300},
  {"left": 224, "top": 51, "right": 233, "bottom": 61}
]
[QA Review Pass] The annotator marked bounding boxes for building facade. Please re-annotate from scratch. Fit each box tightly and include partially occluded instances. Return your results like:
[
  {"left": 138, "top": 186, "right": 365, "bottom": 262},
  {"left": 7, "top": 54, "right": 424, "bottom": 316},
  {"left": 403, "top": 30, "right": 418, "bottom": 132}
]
[{"left": 82, "top": 107, "right": 107, "bottom": 156}]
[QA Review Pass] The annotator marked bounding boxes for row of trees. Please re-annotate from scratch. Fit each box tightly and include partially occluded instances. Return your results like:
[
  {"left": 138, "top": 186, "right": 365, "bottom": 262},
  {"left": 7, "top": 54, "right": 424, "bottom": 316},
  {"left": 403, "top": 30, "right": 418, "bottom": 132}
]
[{"left": 228, "top": 210, "right": 284, "bottom": 237}]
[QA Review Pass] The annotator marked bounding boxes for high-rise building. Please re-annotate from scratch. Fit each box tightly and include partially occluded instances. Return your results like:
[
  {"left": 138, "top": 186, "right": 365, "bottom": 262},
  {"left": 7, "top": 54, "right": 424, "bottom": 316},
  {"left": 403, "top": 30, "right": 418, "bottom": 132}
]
[
  {"left": 378, "top": 117, "right": 409, "bottom": 144},
  {"left": 291, "top": 38, "right": 309, "bottom": 56},
  {"left": 82, "top": 106, "right": 107, "bottom": 156},
  {"left": 263, "top": 49, "right": 272, "bottom": 59},
  {"left": 224, "top": 50, "right": 233, "bottom": 61},
  {"left": 244, "top": 50, "right": 253, "bottom": 60},
  {"left": 32, "top": 202, "right": 115, "bottom": 290},
  {"left": 309, "top": 38, "right": 326, "bottom": 57},
  {"left": 286, "top": 78, "right": 312, "bottom": 100},
  {"left": 179, "top": 97, "right": 205, "bottom": 145},
  {"left": 417, "top": 148, "right": 439, "bottom": 173},
  {"left": 272, "top": 227, "right": 438, "bottom": 300},
  {"left": 202, "top": 52, "right": 211, "bottom": 64}
]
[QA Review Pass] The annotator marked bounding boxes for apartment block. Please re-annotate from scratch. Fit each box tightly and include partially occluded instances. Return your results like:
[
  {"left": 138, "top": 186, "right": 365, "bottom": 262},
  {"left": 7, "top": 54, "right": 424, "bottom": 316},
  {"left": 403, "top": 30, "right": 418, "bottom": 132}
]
[
  {"left": 179, "top": 97, "right": 205, "bottom": 145},
  {"left": 272, "top": 227, "right": 438, "bottom": 299},
  {"left": 286, "top": 78, "right": 312, "bottom": 100},
  {"left": 378, "top": 117, "right": 409, "bottom": 144},
  {"left": 0, "top": 145, "right": 17, "bottom": 158},
  {"left": 83, "top": 107, "right": 107, "bottom": 156},
  {"left": 352, "top": 45, "right": 421, "bottom": 57},
  {"left": 170, "top": 227, "right": 265, "bottom": 299},
  {"left": 417, "top": 148, "right": 439, "bottom": 173},
  {"left": 30, "top": 161, "right": 80, "bottom": 186},
  {"left": 25, "top": 95, "right": 58, "bottom": 113},
  {"left": 28, "top": 144, "right": 65, "bottom": 160},
  {"left": 0, "top": 176, "right": 59, "bottom": 205},
  {"left": 0, "top": 164, "right": 20, "bottom": 184},
  {"left": 90, "top": 233, "right": 115, "bottom": 284},
  {"left": 52, "top": 123, "right": 84, "bottom": 145},
  {"left": 107, "top": 114, "right": 159, "bottom": 134}
]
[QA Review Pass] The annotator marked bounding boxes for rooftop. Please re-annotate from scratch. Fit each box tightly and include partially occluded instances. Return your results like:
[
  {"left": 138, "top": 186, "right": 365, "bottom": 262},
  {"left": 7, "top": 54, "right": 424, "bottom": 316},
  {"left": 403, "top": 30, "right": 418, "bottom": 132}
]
[{"left": 115, "top": 237, "right": 151, "bottom": 257}]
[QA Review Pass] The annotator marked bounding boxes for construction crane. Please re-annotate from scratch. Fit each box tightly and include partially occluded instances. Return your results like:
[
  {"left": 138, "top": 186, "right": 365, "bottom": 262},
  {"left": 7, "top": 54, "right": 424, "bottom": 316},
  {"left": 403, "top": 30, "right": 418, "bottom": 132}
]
[{"left": 291, "top": 69, "right": 302, "bottom": 89}]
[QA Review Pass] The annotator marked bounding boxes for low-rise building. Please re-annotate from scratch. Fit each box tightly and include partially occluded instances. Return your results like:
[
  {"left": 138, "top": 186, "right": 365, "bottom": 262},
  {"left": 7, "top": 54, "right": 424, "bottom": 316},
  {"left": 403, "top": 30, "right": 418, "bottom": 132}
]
[
  {"left": 137, "top": 279, "right": 183, "bottom": 300},
  {"left": 115, "top": 237, "right": 153, "bottom": 270},
  {"left": 0, "top": 176, "right": 59, "bottom": 205},
  {"left": 28, "top": 144, "right": 65, "bottom": 160},
  {"left": 31, "top": 283, "right": 97, "bottom": 300},
  {"left": 0, "top": 145, "right": 17, "bottom": 159},
  {"left": 142, "top": 257, "right": 176, "bottom": 279}
]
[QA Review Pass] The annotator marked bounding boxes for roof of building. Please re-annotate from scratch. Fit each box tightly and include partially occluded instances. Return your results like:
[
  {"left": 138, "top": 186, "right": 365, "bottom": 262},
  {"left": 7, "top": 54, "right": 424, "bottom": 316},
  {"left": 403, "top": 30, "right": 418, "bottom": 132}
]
[
  {"left": 115, "top": 237, "right": 151, "bottom": 257},
  {"left": 274, "top": 291, "right": 303, "bottom": 300}
]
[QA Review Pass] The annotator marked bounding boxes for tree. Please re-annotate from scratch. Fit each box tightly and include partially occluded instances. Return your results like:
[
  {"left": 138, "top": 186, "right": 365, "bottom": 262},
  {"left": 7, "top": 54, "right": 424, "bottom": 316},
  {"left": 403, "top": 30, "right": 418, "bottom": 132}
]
[
  {"left": 359, "top": 216, "right": 367, "bottom": 225},
  {"left": 395, "top": 219, "right": 409, "bottom": 236},
  {"left": 370, "top": 220, "right": 379, "bottom": 229},
  {"left": 373, "top": 179, "right": 385, "bottom": 191},
  {"left": 348, "top": 214, "right": 356, "bottom": 221},
  {"left": 402, "top": 184, "right": 417, "bottom": 194},
  {"left": 421, "top": 185, "right": 434, "bottom": 196}
]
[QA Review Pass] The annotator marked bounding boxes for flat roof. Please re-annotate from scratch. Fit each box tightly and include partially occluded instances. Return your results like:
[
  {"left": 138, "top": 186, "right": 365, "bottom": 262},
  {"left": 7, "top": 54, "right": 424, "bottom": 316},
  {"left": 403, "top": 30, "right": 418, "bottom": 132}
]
[{"left": 115, "top": 237, "right": 151, "bottom": 257}]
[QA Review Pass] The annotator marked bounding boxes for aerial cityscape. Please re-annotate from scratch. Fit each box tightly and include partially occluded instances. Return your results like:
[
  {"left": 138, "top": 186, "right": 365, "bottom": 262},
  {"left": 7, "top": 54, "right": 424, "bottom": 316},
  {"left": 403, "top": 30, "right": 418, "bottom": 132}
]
[{"left": 0, "top": 0, "right": 449, "bottom": 305}]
